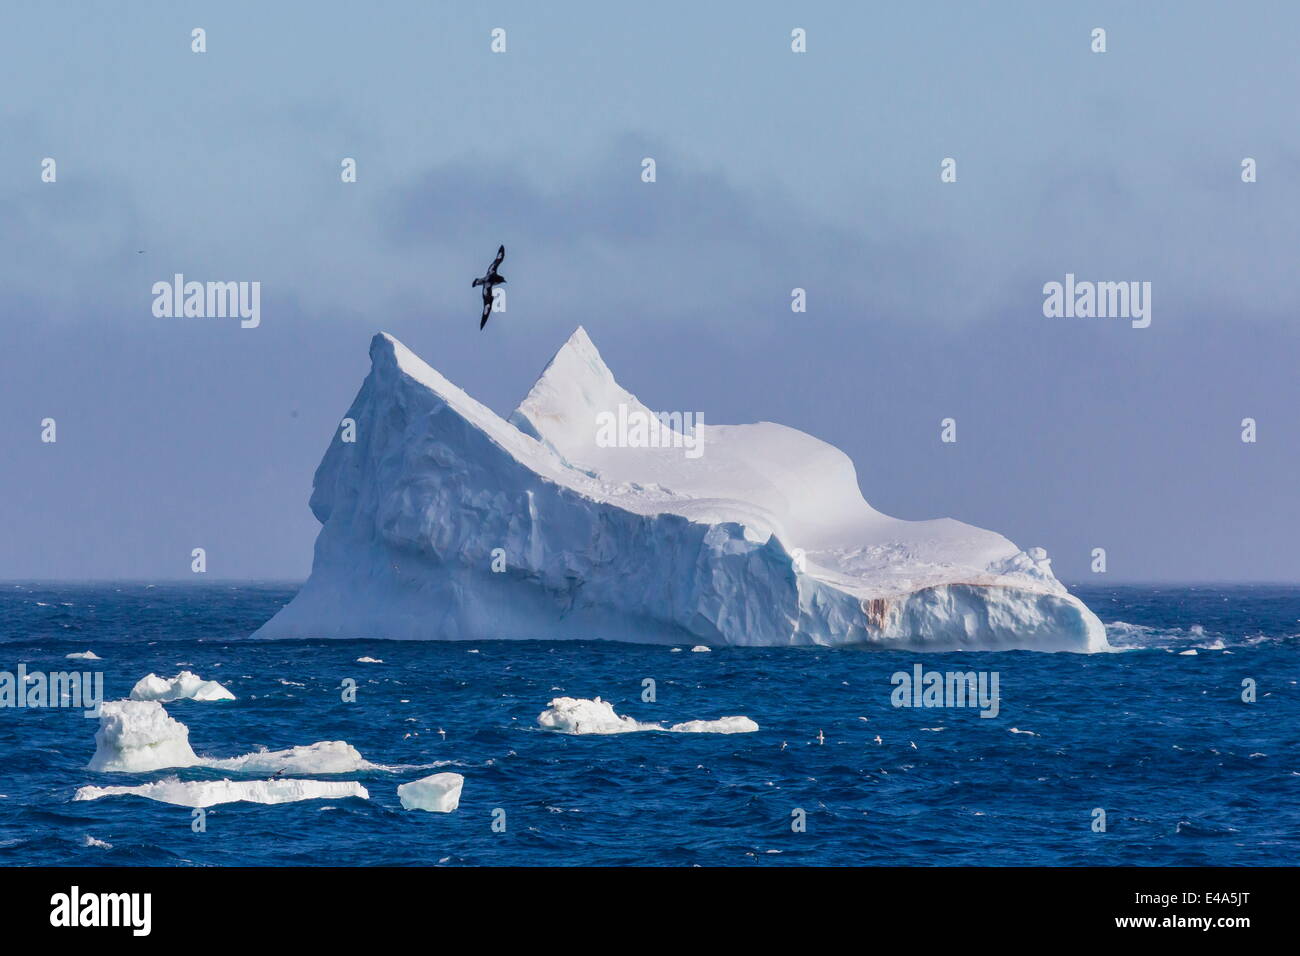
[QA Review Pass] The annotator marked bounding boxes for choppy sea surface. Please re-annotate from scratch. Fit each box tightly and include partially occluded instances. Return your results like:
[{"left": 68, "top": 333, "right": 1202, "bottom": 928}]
[{"left": 0, "top": 582, "right": 1295, "bottom": 866}]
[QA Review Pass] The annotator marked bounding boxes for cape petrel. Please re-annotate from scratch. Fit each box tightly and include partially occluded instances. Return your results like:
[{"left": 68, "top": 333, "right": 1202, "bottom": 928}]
[{"left": 472, "top": 245, "right": 506, "bottom": 329}]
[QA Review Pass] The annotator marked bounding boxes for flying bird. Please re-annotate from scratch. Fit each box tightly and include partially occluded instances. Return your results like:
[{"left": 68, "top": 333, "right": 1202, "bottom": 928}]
[{"left": 472, "top": 245, "right": 506, "bottom": 329}]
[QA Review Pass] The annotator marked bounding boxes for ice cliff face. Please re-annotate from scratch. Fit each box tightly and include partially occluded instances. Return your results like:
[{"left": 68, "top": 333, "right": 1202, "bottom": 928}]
[{"left": 253, "top": 328, "right": 1108, "bottom": 651}]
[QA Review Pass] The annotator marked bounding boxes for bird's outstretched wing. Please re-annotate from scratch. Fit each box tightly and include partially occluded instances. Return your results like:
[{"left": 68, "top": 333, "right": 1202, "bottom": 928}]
[
  {"left": 480, "top": 295, "right": 493, "bottom": 329},
  {"left": 491, "top": 245, "right": 505, "bottom": 272}
]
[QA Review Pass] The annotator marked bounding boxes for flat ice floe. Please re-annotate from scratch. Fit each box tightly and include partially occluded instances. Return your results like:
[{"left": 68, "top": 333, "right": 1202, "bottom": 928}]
[
  {"left": 253, "top": 328, "right": 1108, "bottom": 651},
  {"left": 74, "top": 777, "right": 369, "bottom": 808},
  {"left": 397, "top": 772, "right": 464, "bottom": 812},
  {"left": 87, "top": 700, "right": 381, "bottom": 774},
  {"left": 537, "top": 696, "right": 758, "bottom": 735},
  {"left": 129, "top": 670, "right": 235, "bottom": 702},
  {"left": 66, "top": 651, "right": 102, "bottom": 660}
]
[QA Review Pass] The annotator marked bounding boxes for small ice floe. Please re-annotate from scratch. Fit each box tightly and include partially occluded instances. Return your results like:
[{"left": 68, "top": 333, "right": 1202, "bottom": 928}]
[
  {"left": 356, "top": 656, "right": 383, "bottom": 663},
  {"left": 1008, "top": 728, "right": 1038, "bottom": 736},
  {"left": 129, "top": 671, "right": 234, "bottom": 702},
  {"left": 1178, "top": 649, "right": 1198, "bottom": 656},
  {"left": 66, "top": 651, "right": 102, "bottom": 661},
  {"left": 205, "top": 741, "right": 380, "bottom": 775},
  {"left": 670, "top": 647, "right": 682, "bottom": 653},
  {"left": 669, "top": 716, "right": 759, "bottom": 733},
  {"left": 691, "top": 645, "right": 711, "bottom": 653},
  {"left": 467, "top": 649, "right": 480, "bottom": 654},
  {"left": 74, "top": 777, "right": 369, "bottom": 808},
  {"left": 397, "top": 772, "right": 464, "bottom": 812},
  {"left": 537, "top": 697, "right": 757, "bottom": 735},
  {"left": 82, "top": 835, "right": 112, "bottom": 849}
]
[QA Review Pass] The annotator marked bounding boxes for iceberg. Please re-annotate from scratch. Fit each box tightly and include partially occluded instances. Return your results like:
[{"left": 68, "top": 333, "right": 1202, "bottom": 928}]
[
  {"left": 74, "top": 777, "right": 369, "bottom": 808},
  {"left": 88, "top": 700, "right": 200, "bottom": 773},
  {"left": 253, "top": 328, "right": 1107, "bottom": 651},
  {"left": 87, "top": 700, "right": 379, "bottom": 774},
  {"left": 397, "top": 772, "right": 464, "bottom": 812},
  {"left": 203, "top": 741, "right": 376, "bottom": 774},
  {"left": 537, "top": 696, "right": 758, "bottom": 735},
  {"left": 129, "top": 670, "right": 235, "bottom": 702},
  {"left": 537, "top": 696, "right": 649, "bottom": 734}
]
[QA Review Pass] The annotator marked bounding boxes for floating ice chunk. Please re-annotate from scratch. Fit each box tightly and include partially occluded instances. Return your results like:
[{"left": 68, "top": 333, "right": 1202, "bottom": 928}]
[
  {"left": 82, "top": 835, "right": 112, "bottom": 849},
  {"left": 87, "top": 700, "right": 378, "bottom": 774},
  {"left": 66, "top": 651, "right": 101, "bottom": 660},
  {"left": 204, "top": 741, "right": 377, "bottom": 774},
  {"left": 667, "top": 716, "right": 758, "bottom": 734},
  {"left": 356, "top": 656, "right": 383, "bottom": 663},
  {"left": 1179, "top": 649, "right": 1198, "bottom": 656},
  {"left": 691, "top": 646, "right": 711, "bottom": 653},
  {"left": 74, "top": 777, "right": 369, "bottom": 808},
  {"left": 537, "top": 697, "right": 757, "bottom": 735},
  {"left": 397, "top": 772, "right": 464, "bottom": 812},
  {"left": 538, "top": 697, "right": 650, "bottom": 734},
  {"left": 129, "top": 670, "right": 235, "bottom": 702},
  {"left": 88, "top": 700, "right": 200, "bottom": 772}
]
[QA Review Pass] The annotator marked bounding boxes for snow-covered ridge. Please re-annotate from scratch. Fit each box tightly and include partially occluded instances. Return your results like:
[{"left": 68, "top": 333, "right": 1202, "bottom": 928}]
[{"left": 254, "top": 327, "right": 1106, "bottom": 650}]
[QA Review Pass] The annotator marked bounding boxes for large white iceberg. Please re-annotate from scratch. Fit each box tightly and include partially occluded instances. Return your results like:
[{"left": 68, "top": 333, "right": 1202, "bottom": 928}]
[{"left": 253, "top": 328, "right": 1106, "bottom": 651}]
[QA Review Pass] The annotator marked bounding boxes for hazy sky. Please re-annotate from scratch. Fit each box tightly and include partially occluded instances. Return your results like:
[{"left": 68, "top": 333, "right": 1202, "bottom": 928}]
[{"left": 2, "top": 1, "right": 1298, "bottom": 582}]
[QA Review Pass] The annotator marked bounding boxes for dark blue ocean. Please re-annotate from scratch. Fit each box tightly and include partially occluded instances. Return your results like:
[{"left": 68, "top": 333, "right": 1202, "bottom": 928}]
[{"left": 0, "top": 583, "right": 1295, "bottom": 866}]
